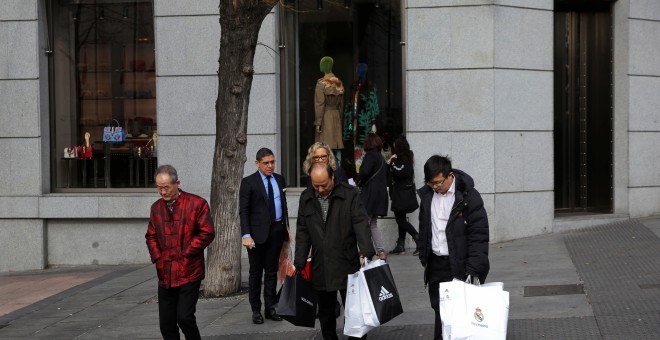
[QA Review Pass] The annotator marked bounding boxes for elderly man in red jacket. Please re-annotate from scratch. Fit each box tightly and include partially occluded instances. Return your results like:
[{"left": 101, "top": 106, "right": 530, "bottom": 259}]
[{"left": 146, "top": 164, "right": 215, "bottom": 340}]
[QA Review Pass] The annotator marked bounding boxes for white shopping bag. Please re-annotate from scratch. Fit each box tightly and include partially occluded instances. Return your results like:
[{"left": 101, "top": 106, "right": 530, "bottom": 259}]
[
  {"left": 343, "top": 271, "right": 376, "bottom": 337},
  {"left": 357, "top": 259, "right": 384, "bottom": 327},
  {"left": 440, "top": 279, "right": 509, "bottom": 340},
  {"left": 439, "top": 280, "right": 464, "bottom": 339}
]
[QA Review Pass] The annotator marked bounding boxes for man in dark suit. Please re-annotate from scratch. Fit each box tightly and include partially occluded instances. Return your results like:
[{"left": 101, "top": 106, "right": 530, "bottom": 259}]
[{"left": 240, "top": 148, "right": 289, "bottom": 324}]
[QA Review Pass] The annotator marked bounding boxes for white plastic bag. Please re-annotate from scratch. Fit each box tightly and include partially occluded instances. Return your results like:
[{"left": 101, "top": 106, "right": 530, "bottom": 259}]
[
  {"left": 343, "top": 271, "right": 376, "bottom": 337},
  {"left": 358, "top": 259, "right": 387, "bottom": 327},
  {"left": 440, "top": 279, "right": 509, "bottom": 340}
]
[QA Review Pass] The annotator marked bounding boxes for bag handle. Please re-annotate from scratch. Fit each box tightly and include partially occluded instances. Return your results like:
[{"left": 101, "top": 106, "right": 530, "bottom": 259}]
[
  {"left": 109, "top": 119, "right": 120, "bottom": 127},
  {"left": 465, "top": 275, "right": 481, "bottom": 286}
]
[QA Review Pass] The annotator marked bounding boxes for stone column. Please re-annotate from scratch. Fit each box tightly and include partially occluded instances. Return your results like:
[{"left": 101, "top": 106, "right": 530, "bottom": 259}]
[{"left": 405, "top": 1, "right": 554, "bottom": 242}]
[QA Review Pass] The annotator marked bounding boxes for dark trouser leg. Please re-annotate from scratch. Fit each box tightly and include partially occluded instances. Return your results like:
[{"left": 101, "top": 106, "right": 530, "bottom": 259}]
[
  {"left": 427, "top": 255, "right": 453, "bottom": 340},
  {"left": 247, "top": 243, "right": 266, "bottom": 312},
  {"left": 394, "top": 211, "right": 418, "bottom": 240},
  {"left": 429, "top": 280, "right": 442, "bottom": 340},
  {"left": 176, "top": 281, "right": 201, "bottom": 340},
  {"left": 158, "top": 285, "right": 181, "bottom": 340},
  {"left": 317, "top": 290, "right": 339, "bottom": 340},
  {"left": 338, "top": 289, "right": 366, "bottom": 340},
  {"left": 263, "top": 222, "right": 285, "bottom": 311},
  {"left": 395, "top": 211, "right": 408, "bottom": 240}
]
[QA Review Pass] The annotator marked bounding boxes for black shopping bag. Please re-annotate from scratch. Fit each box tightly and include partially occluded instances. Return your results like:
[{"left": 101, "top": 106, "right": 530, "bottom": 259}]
[
  {"left": 275, "top": 274, "right": 317, "bottom": 328},
  {"left": 362, "top": 262, "right": 403, "bottom": 325}
]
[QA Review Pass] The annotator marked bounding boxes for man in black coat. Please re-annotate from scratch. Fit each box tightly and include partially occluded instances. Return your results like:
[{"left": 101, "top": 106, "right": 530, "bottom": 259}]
[
  {"left": 295, "top": 163, "right": 375, "bottom": 340},
  {"left": 417, "top": 155, "right": 489, "bottom": 340},
  {"left": 240, "top": 148, "right": 289, "bottom": 324}
]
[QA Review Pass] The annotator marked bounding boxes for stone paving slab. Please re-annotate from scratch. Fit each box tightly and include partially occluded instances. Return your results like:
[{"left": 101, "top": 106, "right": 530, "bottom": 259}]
[
  {"left": 507, "top": 316, "right": 602, "bottom": 340},
  {"left": 564, "top": 219, "right": 660, "bottom": 339}
]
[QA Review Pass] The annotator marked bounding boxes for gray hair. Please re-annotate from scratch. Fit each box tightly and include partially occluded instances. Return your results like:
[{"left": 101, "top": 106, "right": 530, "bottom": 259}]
[{"left": 154, "top": 164, "right": 178, "bottom": 183}]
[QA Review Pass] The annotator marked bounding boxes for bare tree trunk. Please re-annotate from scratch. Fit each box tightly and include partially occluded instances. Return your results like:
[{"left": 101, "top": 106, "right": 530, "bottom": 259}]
[{"left": 204, "top": 0, "right": 276, "bottom": 297}]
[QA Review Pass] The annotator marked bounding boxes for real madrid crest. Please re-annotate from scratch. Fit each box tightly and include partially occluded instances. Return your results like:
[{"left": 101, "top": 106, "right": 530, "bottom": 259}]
[{"left": 474, "top": 307, "right": 484, "bottom": 322}]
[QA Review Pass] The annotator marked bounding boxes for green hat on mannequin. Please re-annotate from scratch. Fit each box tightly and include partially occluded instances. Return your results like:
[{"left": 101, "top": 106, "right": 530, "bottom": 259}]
[{"left": 320, "top": 56, "right": 334, "bottom": 74}]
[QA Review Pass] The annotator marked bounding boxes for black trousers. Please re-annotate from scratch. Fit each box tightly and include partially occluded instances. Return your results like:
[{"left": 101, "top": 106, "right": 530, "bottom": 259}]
[
  {"left": 158, "top": 280, "right": 201, "bottom": 340},
  {"left": 427, "top": 254, "right": 453, "bottom": 340},
  {"left": 394, "top": 211, "right": 418, "bottom": 240},
  {"left": 317, "top": 289, "right": 365, "bottom": 340},
  {"left": 247, "top": 221, "right": 285, "bottom": 312}
]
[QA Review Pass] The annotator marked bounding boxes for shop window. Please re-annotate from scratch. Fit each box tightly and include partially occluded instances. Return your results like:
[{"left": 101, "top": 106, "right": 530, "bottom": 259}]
[
  {"left": 47, "top": 0, "right": 156, "bottom": 190},
  {"left": 280, "top": 0, "right": 403, "bottom": 186}
]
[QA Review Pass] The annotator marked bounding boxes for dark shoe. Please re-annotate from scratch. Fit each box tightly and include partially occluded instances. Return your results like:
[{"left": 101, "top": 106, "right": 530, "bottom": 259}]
[
  {"left": 389, "top": 238, "right": 406, "bottom": 255},
  {"left": 252, "top": 311, "right": 264, "bottom": 324},
  {"left": 265, "top": 308, "right": 283, "bottom": 321},
  {"left": 413, "top": 249, "right": 419, "bottom": 256}
]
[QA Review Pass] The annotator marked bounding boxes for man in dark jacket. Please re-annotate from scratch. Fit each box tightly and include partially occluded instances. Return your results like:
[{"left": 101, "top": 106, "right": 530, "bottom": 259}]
[
  {"left": 295, "top": 163, "right": 375, "bottom": 340},
  {"left": 145, "top": 164, "right": 215, "bottom": 340},
  {"left": 240, "top": 148, "right": 289, "bottom": 324},
  {"left": 417, "top": 155, "right": 489, "bottom": 340}
]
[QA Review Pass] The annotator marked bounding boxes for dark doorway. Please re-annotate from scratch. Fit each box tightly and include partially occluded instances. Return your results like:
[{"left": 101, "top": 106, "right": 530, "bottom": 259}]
[{"left": 554, "top": 1, "right": 614, "bottom": 213}]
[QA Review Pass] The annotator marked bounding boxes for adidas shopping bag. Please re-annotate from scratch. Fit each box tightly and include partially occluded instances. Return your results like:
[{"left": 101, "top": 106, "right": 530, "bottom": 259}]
[{"left": 360, "top": 259, "right": 404, "bottom": 325}]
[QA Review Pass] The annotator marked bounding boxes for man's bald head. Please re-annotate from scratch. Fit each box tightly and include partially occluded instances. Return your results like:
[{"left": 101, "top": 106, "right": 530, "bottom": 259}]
[
  {"left": 310, "top": 163, "right": 335, "bottom": 198},
  {"left": 310, "top": 163, "right": 333, "bottom": 181}
]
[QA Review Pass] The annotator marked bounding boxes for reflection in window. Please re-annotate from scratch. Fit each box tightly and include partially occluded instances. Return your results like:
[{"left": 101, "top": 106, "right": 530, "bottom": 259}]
[{"left": 48, "top": 1, "right": 157, "bottom": 190}]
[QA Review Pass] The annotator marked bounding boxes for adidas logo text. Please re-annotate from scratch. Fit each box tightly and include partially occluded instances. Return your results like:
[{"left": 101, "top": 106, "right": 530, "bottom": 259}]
[{"left": 378, "top": 286, "right": 393, "bottom": 301}]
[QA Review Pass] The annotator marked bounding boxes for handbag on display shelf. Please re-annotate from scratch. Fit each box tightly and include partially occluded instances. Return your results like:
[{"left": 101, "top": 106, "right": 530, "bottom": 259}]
[
  {"left": 75, "top": 146, "right": 93, "bottom": 159},
  {"left": 103, "top": 119, "right": 126, "bottom": 142},
  {"left": 133, "top": 139, "right": 154, "bottom": 159},
  {"left": 64, "top": 147, "right": 77, "bottom": 158},
  {"left": 64, "top": 132, "right": 93, "bottom": 159},
  {"left": 76, "top": 132, "right": 93, "bottom": 159}
]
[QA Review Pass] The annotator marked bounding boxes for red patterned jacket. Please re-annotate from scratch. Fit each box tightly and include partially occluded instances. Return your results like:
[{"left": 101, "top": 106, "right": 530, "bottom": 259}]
[{"left": 145, "top": 190, "right": 215, "bottom": 289}]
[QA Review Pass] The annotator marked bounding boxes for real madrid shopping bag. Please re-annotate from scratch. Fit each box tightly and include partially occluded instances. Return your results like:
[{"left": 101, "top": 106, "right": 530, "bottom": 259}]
[
  {"left": 439, "top": 279, "right": 463, "bottom": 339},
  {"left": 360, "top": 259, "right": 404, "bottom": 325},
  {"left": 440, "top": 279, "right": 509, "bottom": 340},
  {"left": 275, "top": 274, "right": 317, "bottom": 327}
]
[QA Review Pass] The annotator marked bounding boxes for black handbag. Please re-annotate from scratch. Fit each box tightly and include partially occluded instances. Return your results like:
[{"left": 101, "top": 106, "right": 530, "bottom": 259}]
[{"left": 389, "top": 180, "right": 419, "bottom": 213}]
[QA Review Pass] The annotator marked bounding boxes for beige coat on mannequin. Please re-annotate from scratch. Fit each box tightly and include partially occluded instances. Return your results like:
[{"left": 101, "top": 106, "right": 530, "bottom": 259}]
[{"left": 314, "top": 73, "right": 344, "bottom": 149}]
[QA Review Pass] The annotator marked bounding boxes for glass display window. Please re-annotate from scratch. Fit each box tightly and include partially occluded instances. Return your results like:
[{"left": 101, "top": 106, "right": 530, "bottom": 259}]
[
  {"left": 279, "top": 0, "right": 403, "bottom": 186},
  {"left": 47, "top": 0, "right": 157, "bottom": 190}
]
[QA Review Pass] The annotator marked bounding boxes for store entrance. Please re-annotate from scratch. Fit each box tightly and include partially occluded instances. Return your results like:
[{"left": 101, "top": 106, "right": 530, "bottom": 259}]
[
  {"left": 554, "top": 1, "right": 614, "bottom": 213},
  {"left": 280, "top": 0, "right": 403, "bottom": 186}
]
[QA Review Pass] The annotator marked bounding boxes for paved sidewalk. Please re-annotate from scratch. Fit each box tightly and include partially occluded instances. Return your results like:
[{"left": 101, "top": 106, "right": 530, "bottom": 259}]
[{"left": 0, "top": 216, "right": 659, "bottom": 339}]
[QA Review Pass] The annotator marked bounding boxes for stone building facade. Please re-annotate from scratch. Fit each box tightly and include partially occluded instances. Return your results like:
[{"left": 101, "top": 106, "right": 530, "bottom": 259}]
[{"left": 1, "top": 0, "right": 659, "bottom": 271}]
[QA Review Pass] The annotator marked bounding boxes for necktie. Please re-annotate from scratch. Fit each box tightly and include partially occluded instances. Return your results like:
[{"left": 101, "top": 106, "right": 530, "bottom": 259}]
[{"left": 267, "top": 175, "right": 276, "bottom": 223}]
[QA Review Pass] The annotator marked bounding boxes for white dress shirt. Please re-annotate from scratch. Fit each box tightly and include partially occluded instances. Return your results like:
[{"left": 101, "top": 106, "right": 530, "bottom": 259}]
[{"left": 431, "top": 178, "right": 456, "bottom": 256}]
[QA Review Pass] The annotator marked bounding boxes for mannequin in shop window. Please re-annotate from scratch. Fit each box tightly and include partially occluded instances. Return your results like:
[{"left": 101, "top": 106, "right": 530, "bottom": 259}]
[
  {"left": 343, "top": 63, "right": 380, "bottom": 178},
  {"left": 314, "top": 56, "right": 345, "bottom": 162}
]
